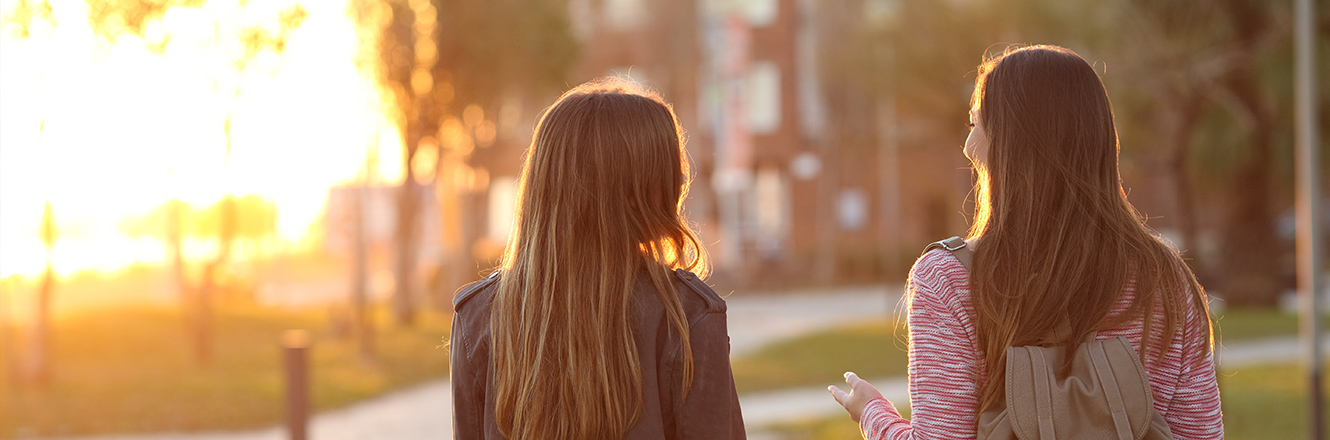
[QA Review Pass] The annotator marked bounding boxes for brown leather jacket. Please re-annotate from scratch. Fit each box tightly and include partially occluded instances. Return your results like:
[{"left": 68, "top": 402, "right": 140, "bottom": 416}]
[{"left": 449, "top": 268, "right": 746, "bottom": 439}]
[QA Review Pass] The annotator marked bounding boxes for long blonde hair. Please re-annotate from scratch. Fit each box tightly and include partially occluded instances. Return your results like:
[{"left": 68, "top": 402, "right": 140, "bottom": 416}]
[
  {"left": 490, "top": 78, "right": 709, "bottom": 439},
  {"left": 966, "top": 45, "right": 1212, "bottom": 413}
]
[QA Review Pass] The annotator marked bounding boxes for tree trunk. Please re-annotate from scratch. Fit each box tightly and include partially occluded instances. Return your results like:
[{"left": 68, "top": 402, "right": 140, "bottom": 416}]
[
  {"left": 0, "top": 281, "right": 18, "bottom": 388},
  {"left": 193, "top": 197, "right": 236, "bottom": 366},
  {"left": 433, "top": 152, "right": 469, "bottom": 311},
  {"left": 1218, "top": 133, "right": 1279, "bottom": 307},
  {"left": 353, "top": 173, "right": 375, "bottom": 360},
  {"left": 168, "top": 201, "right": 194, "bottom": 363},
  {"left": 1216, "top": 0, "right": 1280, "bottom": 307},
  {"left": 1165, "top": 94, "right": 1204, "bottom": 268},
  {"left": 29, "top": 202, "right": 57, "bottom": 385},
  {"left": 394, "top": 114, "right": 422, "bottom": 327},
  {"left": 26, "top": 263, "right": 54, "bottom": 386},
  {"left": 190, "top": 277, "right": 214, "bottom": 366}
]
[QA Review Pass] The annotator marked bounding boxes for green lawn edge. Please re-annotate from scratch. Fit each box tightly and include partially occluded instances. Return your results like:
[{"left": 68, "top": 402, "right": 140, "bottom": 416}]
[{"left": 1, "top": 305, "right": 452, "bottom": 438}]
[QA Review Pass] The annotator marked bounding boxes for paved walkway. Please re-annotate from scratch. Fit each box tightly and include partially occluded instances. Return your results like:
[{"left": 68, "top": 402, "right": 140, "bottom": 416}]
[
  {"left": 723, "top": 285, "right": 901, "bottom": 356},
  {"left": 36, "top": 285, "right": 1318, "bottom": 440}
]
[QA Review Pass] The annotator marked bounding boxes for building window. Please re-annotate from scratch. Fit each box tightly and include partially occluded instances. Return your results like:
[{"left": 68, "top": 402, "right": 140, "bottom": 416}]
[
  {"left": 864, "top": 0, "right": 900, "bottom": 29},
  {"left": 488, "top": 176, "right": 518, "bottom": 243},
  {"left": 839, "top": 188, "right": 869, "bottom": 231},
  {"left": 753, "top": 167, "right": 790, "bottom": 241},
  {"left": 608, "top": 66, "right": 649, "bottom": 86},
  {"left": 568, "top": 0, "right": 594, "bottom": 40},
  {"left": 744, "top": 0, "right": 778, "bottom": 27},
  {"left": 747, "top": 61, "right": 781, "bottom": 134},
  {"left": 604, "top": 0, "right": 644, "bottom": 30}
]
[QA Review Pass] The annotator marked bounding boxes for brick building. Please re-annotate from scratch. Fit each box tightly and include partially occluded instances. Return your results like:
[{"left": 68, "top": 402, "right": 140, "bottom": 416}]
[{"left": 454, "top": 0, "right": 975, "bottom": 289}]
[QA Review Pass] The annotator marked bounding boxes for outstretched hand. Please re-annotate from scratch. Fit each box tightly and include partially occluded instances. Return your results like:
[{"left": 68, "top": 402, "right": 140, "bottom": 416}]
[{"left": 828, "top": 371, "right": 884, "bottom": 423}]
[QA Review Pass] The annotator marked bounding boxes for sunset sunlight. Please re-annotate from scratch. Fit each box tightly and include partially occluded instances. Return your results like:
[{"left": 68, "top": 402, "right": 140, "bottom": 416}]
[{"left": 0, "top": 0, "right": 404, "bottom": 279}]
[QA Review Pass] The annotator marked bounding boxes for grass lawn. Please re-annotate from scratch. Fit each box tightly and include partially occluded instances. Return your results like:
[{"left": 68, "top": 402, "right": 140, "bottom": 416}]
[
  {"left": 732, "top": 307, "right": 1299, "bottom": 395},
  {"left": 1212, "top": 307, "right": 1301, "bottom": 342},
  {"left": 732, "top": 320, "right": 909, "bottom": 394},
  {"left": 0, "top": 305, "right": 451, "bottom": 438}
]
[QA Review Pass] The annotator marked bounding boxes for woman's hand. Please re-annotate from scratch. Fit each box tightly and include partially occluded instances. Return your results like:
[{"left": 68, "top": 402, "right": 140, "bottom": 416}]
[{"left": 828, "top": 371, "right": 883, "bottom": 423}]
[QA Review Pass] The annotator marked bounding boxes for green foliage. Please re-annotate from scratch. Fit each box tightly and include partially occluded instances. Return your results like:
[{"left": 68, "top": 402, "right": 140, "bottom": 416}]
[
  {"left": 81, "top": 0, "right": 305, "bottom": 58},
  {"left": 351, "top": 0, "right": 577, "bottom": 119},
  {"left": 435, "top": 0, "right": 579, "bottom": 108},
  {"left": 2, "top": 0, "right": 55, "bottom": 39},
  {"left": 825, "top": 0, "right": 1328, "bottom": 306},
  {"left": 84, "top": 0, "right": 204, "bottom": 42},
  {"left": 0, "top": 305, "right": 451, "bottom": 437}
]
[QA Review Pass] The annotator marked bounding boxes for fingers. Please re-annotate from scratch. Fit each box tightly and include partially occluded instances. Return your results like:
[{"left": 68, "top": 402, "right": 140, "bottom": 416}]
[
  {"left": 844, "top": 371, "right": 864, "bottom": 388},
  {"left": 828, "top": 385, "right": 849, "bottom": 406}
]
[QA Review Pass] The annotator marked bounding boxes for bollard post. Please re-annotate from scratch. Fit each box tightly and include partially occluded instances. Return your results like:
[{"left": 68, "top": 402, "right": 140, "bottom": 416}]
[{"left": 283, "top": 330, "right": 310, "bottom": 440}]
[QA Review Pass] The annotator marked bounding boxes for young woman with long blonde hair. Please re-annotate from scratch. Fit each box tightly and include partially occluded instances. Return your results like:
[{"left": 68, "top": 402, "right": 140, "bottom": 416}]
[
  {"left": 450, "top": 78, "right": 746, "bottom": 439},
  {"left": 830, "top": 45, "right": 1222, "bottom": 438}
]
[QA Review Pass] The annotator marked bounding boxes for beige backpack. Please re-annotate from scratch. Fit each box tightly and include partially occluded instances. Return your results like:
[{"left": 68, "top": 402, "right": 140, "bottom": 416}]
[{"left": 925, "top": 237, "right": 1174, "bottom": 440}]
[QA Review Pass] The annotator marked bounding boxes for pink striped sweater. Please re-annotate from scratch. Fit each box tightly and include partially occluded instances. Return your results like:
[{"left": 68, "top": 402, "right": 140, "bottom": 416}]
[{"left": 860, "top": 249, "right": 1224, "bottom": 439}]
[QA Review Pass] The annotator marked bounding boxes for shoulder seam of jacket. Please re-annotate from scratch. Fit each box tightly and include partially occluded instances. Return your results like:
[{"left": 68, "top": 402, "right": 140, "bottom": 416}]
[
  {"left": 672, "top": 268, "right": 725, "bottom": 319},
  {"left": 453, "top": 271, "right": 500, "bottom": 311}
]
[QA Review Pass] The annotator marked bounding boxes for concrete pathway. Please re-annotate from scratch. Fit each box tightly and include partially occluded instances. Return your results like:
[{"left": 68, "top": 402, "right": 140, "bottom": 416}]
[
  {"left": 36, "top": 285, "right": 1317, "bottom": 440},
  {"left": 723, "top": 285, "right": 900, "bottom": 356}
]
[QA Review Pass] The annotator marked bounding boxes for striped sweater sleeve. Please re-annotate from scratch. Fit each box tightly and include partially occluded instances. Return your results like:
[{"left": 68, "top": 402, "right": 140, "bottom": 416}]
[
  {"left": 860, "top": 250, "right": 981, "bottom": 440},
  {"left": 1164, "top": 287, "right": 1224, "bottom": 439}
]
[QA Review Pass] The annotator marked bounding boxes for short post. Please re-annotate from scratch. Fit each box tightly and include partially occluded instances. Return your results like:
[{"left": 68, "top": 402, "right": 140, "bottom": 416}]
[{"left": 283, "top": 330, "right": 310, "bottom": 440}]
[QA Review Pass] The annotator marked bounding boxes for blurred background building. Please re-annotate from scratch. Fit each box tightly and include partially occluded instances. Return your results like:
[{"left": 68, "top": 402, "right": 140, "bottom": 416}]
[{"left": 421, "top": 0, "right": 978, "bottom": 298}]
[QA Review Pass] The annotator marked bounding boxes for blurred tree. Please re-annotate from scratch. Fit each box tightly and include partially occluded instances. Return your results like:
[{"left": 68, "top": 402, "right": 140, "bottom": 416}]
[
  {"left": 1108, "top": 1, "right": 1231, "bottom": 273},
  {"left": 345, "top": 0, "right": 391, "bottom": 358},
  {"left": 1097, "top": 0, "right": 1298, "bottom": 306},
  {"left": 81, "top": 0, "right": 304, "bottom": 364},
  {"left": 121, "top": 196, "right": 278, "bottom": 354},
  {"left": 826, "top": 0, "right": 1318, "bottom": 306},
  {"left": 1206, "top": 0, "right": 1285, "bottom": 306},
  {"left": 349, "top": 0, "right": 577, "bottom": 327},
  {"left": 24, "top": 202, "right": 58, "bottom": 386},
  {"left": 2, "top": 0, "right": 58, "bottom": 388},
  {"left": 3, "top": 0, "right": 55, "bottom": 39},
  {"left": 121, "top": 196, "right": 279, "bottom": 270}
]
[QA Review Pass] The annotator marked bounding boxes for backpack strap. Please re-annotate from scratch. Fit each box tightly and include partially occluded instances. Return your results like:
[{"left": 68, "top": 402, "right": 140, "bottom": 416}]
[{"left": 923, "top": 236, "right": 972, "bottom": 271}]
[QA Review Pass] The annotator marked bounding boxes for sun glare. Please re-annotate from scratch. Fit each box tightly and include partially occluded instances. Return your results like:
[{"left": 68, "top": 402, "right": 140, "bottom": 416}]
[{"left": 0, "top": 0, "right": 404, "bottom": 279}]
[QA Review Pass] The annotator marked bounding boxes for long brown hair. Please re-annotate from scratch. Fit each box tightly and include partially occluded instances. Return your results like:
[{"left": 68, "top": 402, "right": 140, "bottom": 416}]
[
  {"left": 490, "top": 78, "right": 709, "bottom": 439},
  {"left": 966, "top": 45, "right": 1211, "bottom": 413}
]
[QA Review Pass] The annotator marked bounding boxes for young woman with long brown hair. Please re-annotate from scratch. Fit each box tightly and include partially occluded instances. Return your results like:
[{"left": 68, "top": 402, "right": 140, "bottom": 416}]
[
  {"left": 450, "top": 78, "right": 746, "bottom": 439},
  {"left": 829, "top": 45, "right": 1223, "bottom": 438}
]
